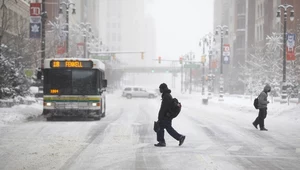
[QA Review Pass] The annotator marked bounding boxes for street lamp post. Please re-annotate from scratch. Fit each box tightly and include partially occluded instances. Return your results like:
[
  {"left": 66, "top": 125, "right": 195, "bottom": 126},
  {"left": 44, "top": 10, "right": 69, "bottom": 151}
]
[
  {"left": 79, "top": 23, "right": 91, "bottom": 58},
  {"left": 208, "top": 50, "right": 213, "bottom": 98},
  {"left": 59, "top": 1, "right": 76, "bottom": 56},
  {"left": 277, "top": 4, "right": 294, "bottom": 103},
  {"left": 199, "top": 35, "right": 208, "bottom": 96},
  {"left": 184, "top": 52, "right": 195, "bottom": 94},
  {"left": 41, "top": 0, "right": 47, "bottom": 68},
  {"left": 180, "top": 57, "right": 184, "bottom": 93},
  {"left": 215, "top": 25, "right": 228, "bottom": 101},
  {"left": 199, "top": 33, "right": 214, "bottom": 97}
]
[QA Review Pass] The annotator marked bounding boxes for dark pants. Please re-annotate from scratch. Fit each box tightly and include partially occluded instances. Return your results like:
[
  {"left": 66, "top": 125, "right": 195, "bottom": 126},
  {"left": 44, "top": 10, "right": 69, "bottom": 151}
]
[
  {"left": 253, "top": 108, "right": 267, "bottom": 129},
  {"left": 156, "top": 119, "right": 182, "bottom": 143}
]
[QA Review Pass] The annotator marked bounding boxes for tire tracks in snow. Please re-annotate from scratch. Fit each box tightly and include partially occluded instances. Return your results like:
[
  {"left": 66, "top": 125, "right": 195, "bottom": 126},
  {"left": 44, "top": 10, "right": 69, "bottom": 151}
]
[
  {"left": 132, "top": 101, "right": 164, "bottom": 170},
  {"left": 59, "top": 108, "right": 124, "bottom": 170},
  {"left": 183, "top": 104, "right": 300, "bottom": 170}
]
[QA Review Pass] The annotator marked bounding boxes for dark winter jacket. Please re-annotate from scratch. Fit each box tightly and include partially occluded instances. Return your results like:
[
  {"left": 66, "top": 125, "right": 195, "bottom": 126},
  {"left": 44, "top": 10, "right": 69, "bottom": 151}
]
[
  {"left": 158, "top": 88, "right": 172, "bottom": 120},
  {"left": 258, "top": 84, "right": 271, "bottom": 109}
]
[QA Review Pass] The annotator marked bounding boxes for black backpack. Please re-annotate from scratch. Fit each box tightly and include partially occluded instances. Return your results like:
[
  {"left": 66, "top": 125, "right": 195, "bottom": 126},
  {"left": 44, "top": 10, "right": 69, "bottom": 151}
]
[
  {"left": 253, "top": 98, "right": 259, "bottom": 109},
  {"left": 169, "top": 98, "right": 182, "bottom": 118}
]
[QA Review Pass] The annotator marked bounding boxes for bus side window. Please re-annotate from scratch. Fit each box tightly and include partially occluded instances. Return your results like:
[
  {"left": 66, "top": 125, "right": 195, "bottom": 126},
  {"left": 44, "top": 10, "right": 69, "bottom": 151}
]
[
  {"left": 97, "top": 70, "right": 101, "bottom": 93},
  {"left": 102, "top": 79, "right": 107, "bottom": 88},
  {"left": 99, "top": 71, "right": 102, "bottom": 89},
  {"left": 102, "top": 72, "right": 107, "bottom": 88}
]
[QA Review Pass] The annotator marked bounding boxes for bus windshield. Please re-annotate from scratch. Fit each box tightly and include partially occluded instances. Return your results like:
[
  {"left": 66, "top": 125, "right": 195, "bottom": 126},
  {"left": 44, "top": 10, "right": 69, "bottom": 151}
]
[{"left": 44, "top": 69, "right": 98, "bottom": 95}]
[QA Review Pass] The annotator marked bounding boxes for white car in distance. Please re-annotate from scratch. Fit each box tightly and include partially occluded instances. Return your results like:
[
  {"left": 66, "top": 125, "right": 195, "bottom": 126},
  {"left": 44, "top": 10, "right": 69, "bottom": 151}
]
[{"left": 122, "top": 87, "right": 158, "bottom": 99}]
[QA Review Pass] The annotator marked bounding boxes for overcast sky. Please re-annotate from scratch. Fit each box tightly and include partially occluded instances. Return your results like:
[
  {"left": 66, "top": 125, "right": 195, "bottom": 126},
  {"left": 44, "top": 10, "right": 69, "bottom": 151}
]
[{"left": 149, "top": 0, "right": 214, "bottom": 61}]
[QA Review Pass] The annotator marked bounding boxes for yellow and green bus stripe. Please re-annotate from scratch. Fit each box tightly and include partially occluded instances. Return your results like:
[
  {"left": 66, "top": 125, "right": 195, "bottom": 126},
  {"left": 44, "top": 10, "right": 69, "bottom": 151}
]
[{"left": 44, "top": 96, "right": 101, "bottom": 102}]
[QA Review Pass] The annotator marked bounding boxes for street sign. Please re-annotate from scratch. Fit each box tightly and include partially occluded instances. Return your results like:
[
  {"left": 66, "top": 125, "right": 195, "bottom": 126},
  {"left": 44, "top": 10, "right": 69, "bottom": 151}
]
[
  {"left": 29, "top": 3, "right": 41, "bottom": 39},
  {"left": 91, "top": 55, "right": 111, "bottom": 60},
  {"left": 223, "top": 44, "right": 230, "bottom": 64},
  {"left": 286, "top": 33, "right": 296, "bottom": 61},
  {"left": 184, "top": 64, "right": 200, "bottom": 69}
]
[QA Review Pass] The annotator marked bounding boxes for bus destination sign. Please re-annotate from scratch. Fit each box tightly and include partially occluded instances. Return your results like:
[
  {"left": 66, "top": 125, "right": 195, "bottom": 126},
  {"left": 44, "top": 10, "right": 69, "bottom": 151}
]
[{"left": 50, "top": 60, "right": 93, "bottom": 68}]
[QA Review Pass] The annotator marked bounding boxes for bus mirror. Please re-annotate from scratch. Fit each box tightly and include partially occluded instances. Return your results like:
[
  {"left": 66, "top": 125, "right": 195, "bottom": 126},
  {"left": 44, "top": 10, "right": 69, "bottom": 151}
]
[
  {"left": 103, "top": 79, "right": 107, "bottom": 88},
  {"left": 37, "top": 70, "right": 42, "bottom": 80}
]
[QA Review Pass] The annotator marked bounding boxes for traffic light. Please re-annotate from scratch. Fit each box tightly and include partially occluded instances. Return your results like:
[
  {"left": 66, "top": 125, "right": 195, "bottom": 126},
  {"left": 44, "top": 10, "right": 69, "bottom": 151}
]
[
  {"left": 179, "top": 57, "right": 183, "bottom": 64},
  {"left": 201, "top": 55, "right": 206, "bottom": 63},
  {"left": 141, "top": 52, "right": 144, "bottom": 60},
  {"left": 158, "top": 56, "right": 161, "bottom": 64}
]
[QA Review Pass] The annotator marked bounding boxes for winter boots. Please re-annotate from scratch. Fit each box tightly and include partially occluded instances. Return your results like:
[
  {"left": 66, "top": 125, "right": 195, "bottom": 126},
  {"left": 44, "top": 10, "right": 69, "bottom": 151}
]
[
  {"left": 154, "top": 142, "right": 166, "bottom": 147},
  {"left": 179, "top": 135, "right": 186, "bottom": 146}
]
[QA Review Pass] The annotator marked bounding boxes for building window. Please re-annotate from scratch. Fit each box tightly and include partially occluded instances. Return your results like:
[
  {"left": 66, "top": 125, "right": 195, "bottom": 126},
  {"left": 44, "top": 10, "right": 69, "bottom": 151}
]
[
  {"left": 258, "top": 25, "right": 261, "bottom": 41},
  {"left": 237, "top": 3, "right": 245, "bottom": 14},
  {"left": 112, "top": 33, "right": 116, "bottom": 42},
  {"left": 237, "top": 17, "right": 245, "bottom": 29},
  {"left": 237, "top": 35, "right": 245, "bottom": 49},
  {"left": 112, "top": 23, "right": 116, "bottom": 29},
  {"left": 256, "top": 26, "right": 259, "bottom": 41},
  {"left": 261, "top": 4, "right": 263, "bottom": 17},
  {"left": 118, "top": 34, "right": 121, "bottom": 41},
  {"left": 261, "top": 25, "right": 264, "bottom": 41},
  {"left": 257, "top": 4, "right": 260, "bottom": 18}
]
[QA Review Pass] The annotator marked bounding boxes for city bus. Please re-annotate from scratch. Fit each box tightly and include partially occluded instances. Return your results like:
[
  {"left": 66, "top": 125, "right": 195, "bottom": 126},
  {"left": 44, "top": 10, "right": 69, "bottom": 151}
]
[{"left": 42, "top": 58, "right": 107, "bottom": 121}]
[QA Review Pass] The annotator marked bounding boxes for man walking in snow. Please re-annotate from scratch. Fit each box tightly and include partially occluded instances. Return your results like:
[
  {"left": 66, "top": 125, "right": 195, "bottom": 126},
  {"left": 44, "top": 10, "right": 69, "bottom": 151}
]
[
  {"left": 154, "top": 83, "right": 185, "bottom": 147},
  {"left": 253, "top": 84, "right": 271, "bottom": 131}
]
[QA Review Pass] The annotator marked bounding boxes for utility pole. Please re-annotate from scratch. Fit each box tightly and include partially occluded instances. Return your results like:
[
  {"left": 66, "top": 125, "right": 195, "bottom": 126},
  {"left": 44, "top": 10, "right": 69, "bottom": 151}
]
[
  {"left": 59, "top": 1, "right": 76, "bottom": 56},
  {"left": 215, "top": 25, "right": 228, "bottom": 101},
  {"left": 277, "top": 4, "right": 294, "bottom": 103},
  {"left": 199, "top": 36, "right": 207, "bottom": 96},
  {"left": 184, "top": 52, "right": 195, "bottom": 94},
  {"left": 41, "top": 0, "right": 46, "bottom": 68}
]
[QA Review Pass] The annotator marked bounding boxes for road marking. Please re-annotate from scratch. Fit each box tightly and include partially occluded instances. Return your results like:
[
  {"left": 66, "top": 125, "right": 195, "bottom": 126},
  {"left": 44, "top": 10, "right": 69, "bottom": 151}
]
[
  {"left": 262, "top": 147, "right": 275, "bottom": 152},
  {"left": 227, "top": 145, "right": 242, "bottom": 151},
  {"left": 296, "top": 148, "right": 300, "bottom": 153},
  {"left": 197, "top": 145, "right": 211, "bottom": 150}
]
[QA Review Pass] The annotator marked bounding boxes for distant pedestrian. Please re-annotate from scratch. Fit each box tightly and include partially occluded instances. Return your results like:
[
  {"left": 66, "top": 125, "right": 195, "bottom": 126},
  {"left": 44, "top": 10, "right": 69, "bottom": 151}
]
[
  {"left": 253, "top": 84, "right": 271, "bottom": 131},
  {"left": 154, "top": 83, "right": 185, "bottom": 147}
]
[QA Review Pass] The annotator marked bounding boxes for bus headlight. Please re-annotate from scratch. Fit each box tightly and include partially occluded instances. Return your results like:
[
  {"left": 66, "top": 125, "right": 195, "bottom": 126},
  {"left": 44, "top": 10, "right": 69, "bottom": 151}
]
[
  {"left": 44, "top": 102, "right": 52, "bottom": 106},
  {"left": 92, "top": 102, "right": 100, "bottom": 107}
]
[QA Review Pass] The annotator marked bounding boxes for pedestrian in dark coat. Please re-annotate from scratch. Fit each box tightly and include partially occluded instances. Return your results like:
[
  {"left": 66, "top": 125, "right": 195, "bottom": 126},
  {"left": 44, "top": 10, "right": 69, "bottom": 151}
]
[
  {"left": 154, "top": 83, "right": 185, "bottom": 147},
  {"left": 253, "top": 84, "right": 271, "bottom": 131}
]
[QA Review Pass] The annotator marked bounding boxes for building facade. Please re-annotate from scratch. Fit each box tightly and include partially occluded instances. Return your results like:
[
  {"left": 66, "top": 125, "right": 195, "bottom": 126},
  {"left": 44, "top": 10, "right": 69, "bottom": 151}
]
[
  {"left": 0, "top": 0, "right": 30, "bottom": 43},
  {"left": 214, "top": 0, "right": 300, "bottom": 94},
  {"left": 98, "top": 0, "right": 156, "bottom": 67}
]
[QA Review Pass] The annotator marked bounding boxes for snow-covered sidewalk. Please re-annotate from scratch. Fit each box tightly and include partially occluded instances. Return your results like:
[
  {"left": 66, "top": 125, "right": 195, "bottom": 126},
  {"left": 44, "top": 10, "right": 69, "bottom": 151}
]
[
  {"left": 174, "top": 92, "right": 300, "bottom": 122},
  {"left": 0, "top": 103, "right": 42, "bottom": 124}
]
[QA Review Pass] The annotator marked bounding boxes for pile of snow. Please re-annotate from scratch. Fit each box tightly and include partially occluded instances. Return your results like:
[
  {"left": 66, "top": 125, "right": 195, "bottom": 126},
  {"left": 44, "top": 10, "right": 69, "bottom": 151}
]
[{"left": 0, "top": 102, "right": 42, "bottom": 125}]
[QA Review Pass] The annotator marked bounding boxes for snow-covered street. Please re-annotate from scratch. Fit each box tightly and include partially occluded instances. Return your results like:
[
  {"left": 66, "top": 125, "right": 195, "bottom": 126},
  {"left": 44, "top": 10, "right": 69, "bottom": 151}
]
[{"left": 0, "top": 92, "right": 300, "bottom": 170}]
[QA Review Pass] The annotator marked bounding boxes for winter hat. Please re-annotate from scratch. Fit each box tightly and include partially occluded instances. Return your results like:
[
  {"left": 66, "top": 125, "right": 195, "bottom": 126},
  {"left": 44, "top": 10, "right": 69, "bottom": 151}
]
[
  {"left": 159, "top": 83, "right": 168, "bottom": 90},
  {"left": 264, "top": 84, "right": 271, "bottom": 92}
]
